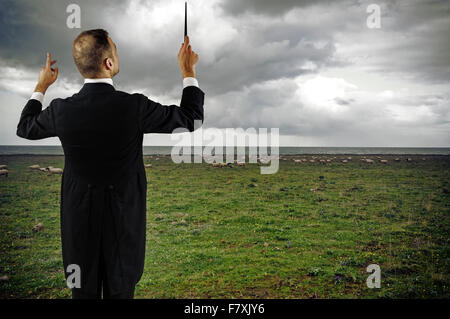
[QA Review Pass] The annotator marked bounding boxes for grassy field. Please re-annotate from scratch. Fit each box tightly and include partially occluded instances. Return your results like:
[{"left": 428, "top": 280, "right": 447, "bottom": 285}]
[{"left": 0, "top": 154, "right": 449, "bottom": 299}]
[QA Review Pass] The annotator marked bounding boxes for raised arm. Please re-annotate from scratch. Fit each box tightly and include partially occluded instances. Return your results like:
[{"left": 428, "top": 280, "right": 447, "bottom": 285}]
[
  {"left": 139, "top": 85, "right": 204, "bottom": 133},
  {"left": 16, "top": 53, "right": 59, "bottom": 140},
  {"left": 139, "top": 36, "right": 205, "bottom": 133}
]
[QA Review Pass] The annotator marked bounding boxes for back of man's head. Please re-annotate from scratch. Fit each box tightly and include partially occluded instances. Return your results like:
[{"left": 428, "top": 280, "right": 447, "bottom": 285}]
[{"left": 73, "top": 29, "right": 112, "bottom": 78}]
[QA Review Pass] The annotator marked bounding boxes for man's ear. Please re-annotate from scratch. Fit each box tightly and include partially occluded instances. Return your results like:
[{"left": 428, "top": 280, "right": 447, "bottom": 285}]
[{"left": 105, "top": 57, "right": 113, "bottom": 70}]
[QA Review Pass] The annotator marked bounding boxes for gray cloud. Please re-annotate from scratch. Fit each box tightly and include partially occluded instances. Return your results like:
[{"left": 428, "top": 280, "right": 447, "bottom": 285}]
[
  {"left": 0, "top": 0, "right": 449, "bottom": 146},
  {"left": 205, "top": 75, "right": 450, "bottom": 146},
  {"left": 219, "top": 0, "right": 343, "bottom": 17}
]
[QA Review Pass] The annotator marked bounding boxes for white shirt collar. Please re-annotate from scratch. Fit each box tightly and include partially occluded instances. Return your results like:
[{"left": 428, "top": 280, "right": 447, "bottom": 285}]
[{"left": 84, "top": 78, "right": 114, "bottom": 86}]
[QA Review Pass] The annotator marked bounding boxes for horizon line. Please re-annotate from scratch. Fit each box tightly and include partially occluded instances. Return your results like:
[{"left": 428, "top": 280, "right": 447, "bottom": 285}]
[{"left": 1, "top": 145, "right": 450, "bottom": 148}]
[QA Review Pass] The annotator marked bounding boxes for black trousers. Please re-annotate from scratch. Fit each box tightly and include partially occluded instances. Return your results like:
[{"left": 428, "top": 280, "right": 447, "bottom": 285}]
[
  {"left": 71, "top": 241, "right": 135, "bottom": 299},
  {"left": 71, "top": 184, "right": 137, "bottom": 299}
]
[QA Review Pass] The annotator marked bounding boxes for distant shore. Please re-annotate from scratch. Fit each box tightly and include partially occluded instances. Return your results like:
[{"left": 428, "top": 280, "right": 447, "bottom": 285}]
[
  {"left": 1, "top": 145, "right": 450, "bottom": 156},
  {"left": 0, "top": 154, "right": 450, "bottom": 160}
]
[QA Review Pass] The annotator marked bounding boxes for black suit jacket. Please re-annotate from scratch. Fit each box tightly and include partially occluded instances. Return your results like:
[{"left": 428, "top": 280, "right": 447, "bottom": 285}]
[{"left": 16, "top": 83, "right": 205, "bottom": 295}]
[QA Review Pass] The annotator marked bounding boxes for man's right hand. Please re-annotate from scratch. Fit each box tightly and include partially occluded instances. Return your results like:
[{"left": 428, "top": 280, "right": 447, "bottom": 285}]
[
  {"left": 35, "top": 52, "right": 58, "bottom": 94},
  {"left": 178, "top": 36, "right": 199, "bottom": 78}
]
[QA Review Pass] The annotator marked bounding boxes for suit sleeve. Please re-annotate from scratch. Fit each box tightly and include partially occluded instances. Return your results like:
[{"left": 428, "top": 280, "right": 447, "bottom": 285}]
[
  {"left": 138, "top": 86, "right": 205, "bottom": 133},
  {"left": 16, "top": 99, "right": 57, "bottom": 140}
]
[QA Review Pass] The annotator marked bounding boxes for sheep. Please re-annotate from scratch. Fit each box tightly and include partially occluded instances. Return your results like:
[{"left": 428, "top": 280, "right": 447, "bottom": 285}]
[
  {"left": 35, "top": 166, "right": 61, "bottom": 174},
  {"left": 293, "top": 159, "right": 302, "bottom": 163},
  {"left": 29, "top": 164, "right": 40, "bottom": 170},
  {"left": 212, "top": 162, "right": 228, "bottom": 168},
  {"left": 33, "top": 223, "right": 44, "bottom": 232},
  {"left": 319, "top": 159, "right": 326, "bottom": 164},
  {"left": 309, "top": 159, "right": 316, "bottom": 163},
  {"left": 48, "top": 167, "right": 63, "bottom": 174},
  {"left": 365, "top": 159, "right": 374, "bottom": 164},
  {"left": 347, "top": 157, "right": 352, "bottom": 160},
  {"left": 380, "top": 159, "right": 388, "bottom": 164},
  {"left": 407, "top": 158, "right": 413, "bottom": 162},
  {"left": 394, "top": 158, "right": 401, "bottom": 162},
  {"left": 0, "top": 169, "right": 8, "bottom": 177},
  {"left": 342, "top": 160, "right": 348, "bottom": 163},
  {"left": 0, "top": 165, "right": 7, "bottom": 170}
]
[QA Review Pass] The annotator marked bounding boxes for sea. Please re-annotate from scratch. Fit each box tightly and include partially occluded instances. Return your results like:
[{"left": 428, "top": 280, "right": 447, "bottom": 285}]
[{"left": 0, "top": 145, "right": 449, "bottom": 156}]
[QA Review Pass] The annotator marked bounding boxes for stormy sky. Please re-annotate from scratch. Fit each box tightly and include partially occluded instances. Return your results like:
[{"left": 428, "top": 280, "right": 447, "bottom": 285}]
[{"left": 0, "top": 0, "right": 449, "bottom": 146}]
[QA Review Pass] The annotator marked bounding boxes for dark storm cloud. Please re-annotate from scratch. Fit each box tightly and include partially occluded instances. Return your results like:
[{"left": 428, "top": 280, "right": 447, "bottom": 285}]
[
  {"left": 352, "top": 0, "right": 450, "bottom": 83},
  {"left": 0, "top": 0, "right": 129, "bottom": 85},
  {"left": 0, "top": 0, "right": 449, "bottom": 146},
  {"left": 0, "top": 0, "right": 341, "bottom": 97},
  {"left": 219, "top": 0, "right": 341, "bottom": 17},
  {"left": 218, "top": 0, "right": 450, "bottom": 84},
  {"left": 394, "top": 17, "right": 450, "bottom": 83},
  {"left": 2, "top": 0, "right": 447, "bottom": 93}
]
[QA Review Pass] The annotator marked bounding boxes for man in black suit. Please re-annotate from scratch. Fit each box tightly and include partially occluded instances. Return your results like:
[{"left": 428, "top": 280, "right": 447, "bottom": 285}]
[{"left": 16, "top": 29, "right": 204, "bottom": 299}]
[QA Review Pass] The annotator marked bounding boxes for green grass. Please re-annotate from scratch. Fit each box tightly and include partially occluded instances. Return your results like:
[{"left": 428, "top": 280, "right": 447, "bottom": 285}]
[{"left": 0, "top": 154, "right": 449, "bottom": 299}]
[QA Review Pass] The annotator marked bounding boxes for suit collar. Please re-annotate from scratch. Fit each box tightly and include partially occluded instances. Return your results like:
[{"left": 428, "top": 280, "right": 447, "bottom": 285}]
[{"left": 78, "top": 82, "right": 116, "bottom": 95}]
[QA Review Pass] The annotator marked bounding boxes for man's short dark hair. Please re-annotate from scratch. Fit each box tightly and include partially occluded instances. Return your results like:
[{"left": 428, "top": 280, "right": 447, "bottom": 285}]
[{"left": 72, "top": 29, "right": 113, "bottom": 78}]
